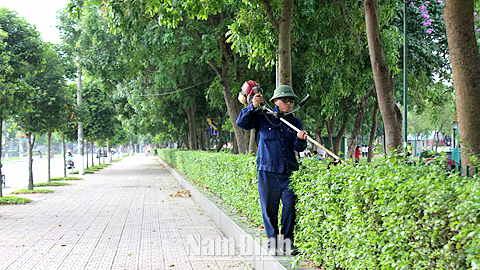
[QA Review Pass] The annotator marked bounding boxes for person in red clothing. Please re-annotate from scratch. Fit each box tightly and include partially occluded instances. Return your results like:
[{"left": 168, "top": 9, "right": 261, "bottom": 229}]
[{"left": 355, "top": 146, "right": 360, "bottom": 163}]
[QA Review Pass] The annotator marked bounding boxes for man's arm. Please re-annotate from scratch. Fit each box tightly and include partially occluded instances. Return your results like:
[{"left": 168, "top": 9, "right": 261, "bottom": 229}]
[
  {"left": 236, "top": 103, "right": 258, "bottom": 130},
  {"left": 294, "top": 121, "right": 308, "bottom": 152}
]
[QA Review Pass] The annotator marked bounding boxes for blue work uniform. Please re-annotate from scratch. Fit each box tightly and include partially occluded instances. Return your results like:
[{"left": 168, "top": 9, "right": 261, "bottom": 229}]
[{"left": 236, "top": 103, "right": 307, "bottom": 247}]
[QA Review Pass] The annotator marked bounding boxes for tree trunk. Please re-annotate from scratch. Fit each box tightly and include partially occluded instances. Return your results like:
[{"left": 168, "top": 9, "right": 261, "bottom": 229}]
[
  {"left": 205, "top": 124, "right": 211, "bottom": 151},
  {"left": 107, "top": 142, "right": 112, "bottom": 163},
  {"left": 278, "top": 0, "right": 293, "bottom": 86},
  {"left": 3, "top": 125, "right": 8, "bottom": 159},
  {"left": 27, "top": 132, "right": 35, "bottom": 190},
  {"left": 346, "top": 95, "right": 368, "bottom": 161},
  {"left": 102, "top": 143, "right": 106, "bottom": 164},
  {"left": 0, "top": 120, "right": 3, "bottom": 197},
  {"left": 313, "top": 118, "right": 325, "bottom": 151},
  {"left": 185, "top": 105, "right": 197, "bottom": 150},
  {"left": 47, "top": 131, "right": 52, "bottom": 182},
  {"left": 63, "top": 132, "right": 66, "bottom": 177},
  {"left": 215, "top": 128, "right": 224, "bottom": 152},
  {"left": 77, "top": 55, "right": 85, "bottom": 175},
  {"left": 181, "top": 135, "right": 189, "bottom": 150},
  {"left": 208, "top": 34, "right": 247, "bottom": 154},
  {"left": 249, "top": 129, "right": 257, "bottom": 154},
  {"left": 332, "top": 99, "right": 349, "bottom": 154},
  {"left": 232, "top": 135, "right": 238, "bottom": 154},
  {"left": 444, "top": 0, "right": 480, "bottom": 176},
  {"left": 368, "top": 97, "right": 380, "bottom": 162},
  {"left": 262, "top": 0, "right": 293, "bottom": 86},
  {"left": 91, "top": 139, "right": 94, "bottom": 167},
  {"left": 198, "top": 129, "right": 206, "bottom": 151},
  {"left": 334, "top": 113, "right": 349, "bottom": 155},
  {"left": 85, "top": 141, "right": 89, "bottom": 169},
  {"left": 326, "top": 119, "right": 334, "bottom": 152},
  {"left": 365, "top": 0, "right": 403, "bottom": 154}
]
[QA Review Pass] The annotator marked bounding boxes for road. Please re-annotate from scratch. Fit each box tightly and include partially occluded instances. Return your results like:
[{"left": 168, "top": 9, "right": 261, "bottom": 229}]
[{"left": 1, "top": 153, "right": 122, "bottom": 191}]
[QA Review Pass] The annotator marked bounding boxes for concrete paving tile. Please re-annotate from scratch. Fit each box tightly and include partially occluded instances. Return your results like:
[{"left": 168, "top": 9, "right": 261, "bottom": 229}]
[{"left": 1, "top": 155, "right": 253, "bottom": 270}]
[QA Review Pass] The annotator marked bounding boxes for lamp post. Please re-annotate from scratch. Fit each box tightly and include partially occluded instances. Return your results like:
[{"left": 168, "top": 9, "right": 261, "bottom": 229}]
[
  {"left": 450, "top": 121, "right": 458, "bottom": 148},
  {"left": 403, "top": 1, "right": 408, "bottom": 154}
]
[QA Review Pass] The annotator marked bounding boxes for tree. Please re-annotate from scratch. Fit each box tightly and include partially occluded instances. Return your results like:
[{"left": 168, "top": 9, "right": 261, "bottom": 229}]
[
  {"left": 24, "top": 44, "right": 69, "bottom": 182},
  {"left": 365, "top": 0, "right": 403, "bottom": 154},
  {"left": 80, "top": 80, "right": 117, "bottom": 164},
  {"left": 444, "top": 0, "right": 480, "bottom": 175},
  {"left": 100, "top": 0, "right": 268, "bottom": 153},
  {"left": 0, "top": 8, "right": 44, "bottom": 195}
]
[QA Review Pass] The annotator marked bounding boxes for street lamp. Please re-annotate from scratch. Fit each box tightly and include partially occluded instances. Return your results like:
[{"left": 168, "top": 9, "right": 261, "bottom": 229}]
[{"left": 450, "top": 121, "right": 458, "bottom": 148}]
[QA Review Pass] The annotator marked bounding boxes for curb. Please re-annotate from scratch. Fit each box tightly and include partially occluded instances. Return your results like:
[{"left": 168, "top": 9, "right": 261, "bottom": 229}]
[{"left": 157, "top": 157, "right": 309, "bottom": 270}]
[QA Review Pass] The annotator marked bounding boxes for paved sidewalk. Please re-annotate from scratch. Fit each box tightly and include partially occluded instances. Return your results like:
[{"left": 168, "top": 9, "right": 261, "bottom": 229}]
[{"left": 0, "top": 155, "right": 251, "bottom": 270}]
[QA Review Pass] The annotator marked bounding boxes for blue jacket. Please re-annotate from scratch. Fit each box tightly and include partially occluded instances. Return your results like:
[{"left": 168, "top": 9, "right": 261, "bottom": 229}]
[{"left": 236, "top": 103, "right": 307, "bottom": 173}]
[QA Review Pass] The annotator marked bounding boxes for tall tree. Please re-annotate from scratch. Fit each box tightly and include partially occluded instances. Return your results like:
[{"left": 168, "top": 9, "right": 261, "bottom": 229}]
[
  {"left": 444, "top": 0, "right": 480, "bottom": 174},
  {"left": 0, "top": 8, "right": 44, "bottom": 194},
  {"left": 25, "top": 45, "right": 69, "bottom": 182},
  {"left": 365, "top": 0, "right": 403, "bottom": 154}
]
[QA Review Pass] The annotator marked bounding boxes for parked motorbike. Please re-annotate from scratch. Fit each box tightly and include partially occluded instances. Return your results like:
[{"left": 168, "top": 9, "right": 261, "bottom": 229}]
[{"left": 66, "top": 151, "right": 75, "bottom": 169}]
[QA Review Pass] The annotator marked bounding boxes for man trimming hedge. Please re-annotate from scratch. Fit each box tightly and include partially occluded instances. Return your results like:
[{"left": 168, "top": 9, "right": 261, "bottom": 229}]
[{"left": 236, "top": 85, "right": 308, "bottom": 255}]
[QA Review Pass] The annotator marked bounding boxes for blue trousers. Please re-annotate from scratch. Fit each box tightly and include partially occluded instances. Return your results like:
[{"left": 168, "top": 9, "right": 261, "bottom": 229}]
[{"left": 257, "top": 170, "right": 296, "bottom": 246}]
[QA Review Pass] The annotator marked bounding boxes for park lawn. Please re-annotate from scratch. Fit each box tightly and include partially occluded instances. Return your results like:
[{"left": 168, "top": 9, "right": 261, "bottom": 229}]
[
  {"left": 11, "top": 189, "right": 54, "bottom": 194},
  {"left": 0, "top": 196, "right": 31, "bottom": 204},
  {"left": 34, "top": 182, "right": 70, "bottom": 187},
  {"left": 70, "top": 170, "right": 94, "bottom": 174},
  {"left": 51, "top": 177, "right": 83, "bottom": 181}
]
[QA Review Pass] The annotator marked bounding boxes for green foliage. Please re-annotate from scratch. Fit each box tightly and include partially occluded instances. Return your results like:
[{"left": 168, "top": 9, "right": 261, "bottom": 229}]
[
  {"left": 91, "top": 163, "right": 110, "bottom": 170},
  {"left": 0, "top": 196, "right": 31, "bottom": 204},
  {"left": 21, "top": 44, "right": 70, "bottom": 135},
  {"left": 70, "top": 164, "right": 110, "bottom": 174},
  {"left": 0, "top": 7, "right": 45, "bottom": 122},
  {"left": 11, "top": 189, "right": 54, "bottom": 194},
  {"left": 71, "top": 169, "right": 94, "bottom": 174},
  {"left": 51, "top": 176, "right": 83, "bottom": 181},
  {"left": 292, "top": 157, "right": 480, "bottom": 269},
  {"left": 159, "top": 149, "right": 480, "bottom": 269},
  {"left": 34, "top": 182, "right": 70, "bottom": 187},
  {"left": 157, "top": 149, "right": 262, "bottom": 226}
]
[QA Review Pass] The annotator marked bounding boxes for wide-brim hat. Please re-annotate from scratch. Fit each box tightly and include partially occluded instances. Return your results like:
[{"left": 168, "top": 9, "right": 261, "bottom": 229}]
[{"left": 270, "top": 85, "right": 298, "bottom": 102}]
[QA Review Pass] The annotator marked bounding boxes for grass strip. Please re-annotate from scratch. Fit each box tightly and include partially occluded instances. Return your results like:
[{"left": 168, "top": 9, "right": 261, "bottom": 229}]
[
  {"left": 0, "top": 196, "right": 31, "bottom": 204},
  {"left": 51, "top": 177, "right": 82, "bottom": 181},
  {"left": 34, "top": 182, "right": 70, "bottom": 187},
  {"left": 11, "top": 189, "right": 54, "bottom": 194}
]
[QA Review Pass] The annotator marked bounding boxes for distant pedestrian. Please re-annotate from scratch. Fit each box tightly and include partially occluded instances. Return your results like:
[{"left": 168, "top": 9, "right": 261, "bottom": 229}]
[
  {"left": 299, "top": 148, "right": 311, "bottom": 158},
  {"left": 355, "top": 146, "right": 360, "bottom": 163},
  {"left": 38, "top": 149, "right": 43, "bottom": 158}
]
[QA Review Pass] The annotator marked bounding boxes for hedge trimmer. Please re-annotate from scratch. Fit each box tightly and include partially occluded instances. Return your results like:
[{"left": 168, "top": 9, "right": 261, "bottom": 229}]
[{"left": 239, "top": 80, "right": 341, "bottom": 161}]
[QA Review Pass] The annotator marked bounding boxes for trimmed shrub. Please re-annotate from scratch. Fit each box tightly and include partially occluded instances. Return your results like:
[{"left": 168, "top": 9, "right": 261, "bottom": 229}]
[
  {"left": 158, "top": 149, "right": 480, "bottom": 269},
  {"left": 158, "top": 149, "right": 262, "bottom": 226},
  {"left": 292, "top": 157, "right": 480, "bottom": 269}
]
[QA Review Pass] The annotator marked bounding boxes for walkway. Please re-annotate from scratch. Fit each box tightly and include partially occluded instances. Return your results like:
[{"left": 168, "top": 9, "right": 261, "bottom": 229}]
[{"left": 0, "top": 155, "right": 250, "bottom": 270}]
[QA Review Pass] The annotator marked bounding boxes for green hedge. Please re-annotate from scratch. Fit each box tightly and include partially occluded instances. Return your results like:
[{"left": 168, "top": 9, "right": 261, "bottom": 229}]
[
  {"left": 158, "top": 149, "right": 480, "bottom": 269},
  {"left": 293, "top": 157, "right": 480, "bottom": 269},
  {"left": 158, "top": 149, "right": 262, "bottom": 226}
]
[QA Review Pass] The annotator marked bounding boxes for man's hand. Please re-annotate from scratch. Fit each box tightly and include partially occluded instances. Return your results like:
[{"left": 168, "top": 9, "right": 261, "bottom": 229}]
[
  {"left": 252, "top": 93, "right": 264, "bottom": 108},
  {"left": 297, "top": 130, "right": 308, "bottom": 140}
]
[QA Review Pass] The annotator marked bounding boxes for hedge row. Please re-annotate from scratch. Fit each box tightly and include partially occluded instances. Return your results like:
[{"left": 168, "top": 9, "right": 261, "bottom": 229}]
[
  {"left": 158, "top": 149, "right": 480, "bottom": 269},
  {"left": 157, "top": 149, "right": 262, "bottom": 226}
]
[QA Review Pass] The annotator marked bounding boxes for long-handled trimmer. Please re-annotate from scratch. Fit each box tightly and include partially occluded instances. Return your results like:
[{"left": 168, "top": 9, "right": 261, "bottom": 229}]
[{"left": 238, "top": 81, "right": 342, "bottom": 161}]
